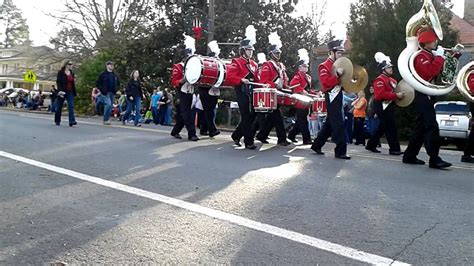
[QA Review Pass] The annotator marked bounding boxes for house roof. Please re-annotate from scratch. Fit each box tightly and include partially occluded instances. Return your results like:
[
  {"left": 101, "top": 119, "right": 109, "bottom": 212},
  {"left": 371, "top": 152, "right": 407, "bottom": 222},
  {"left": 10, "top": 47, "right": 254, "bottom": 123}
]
[{"left": 450, "top": 14, "right": 474, "bottom": 45}]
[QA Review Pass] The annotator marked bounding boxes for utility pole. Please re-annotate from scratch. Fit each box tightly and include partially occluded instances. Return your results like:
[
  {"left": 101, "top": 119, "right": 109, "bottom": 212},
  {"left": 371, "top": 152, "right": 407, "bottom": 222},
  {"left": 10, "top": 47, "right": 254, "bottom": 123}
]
[{"left": 207, "top": 0, "right": 215, "bottom": 53}]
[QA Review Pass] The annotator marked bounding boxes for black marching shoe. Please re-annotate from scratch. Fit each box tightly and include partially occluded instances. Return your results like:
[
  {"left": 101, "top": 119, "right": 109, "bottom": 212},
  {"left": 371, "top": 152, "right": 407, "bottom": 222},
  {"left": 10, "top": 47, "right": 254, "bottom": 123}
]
[
  {"left": 365, "top": 147, "right": 381, "bottom": 153},
  {"left": 335, "top": 154, "right": 351, "bottom": 160},
  {"left": 311, "top": 147, "right": 324, "bottom": 155},
  {"left": 278, "top": 140, "right": 291, "bottom": 146},
  {"left": 461, "top": 155, "right": 474, "bottom": 163},
  {"left": 256, "top": 136, "right": 269, "bottom": 144},
  {"left": 402, "top": 157, "right": 425, "bottom": 165},
  {"left": 232, "top": 137, "right": 242, "bottom": 147},
  {"left": 429, "top": 159, "right": 452, "bottom": 169},
  {"left": 389, "top": 151, "right": 404, "bottom": 156},
  {"left": 209, "top": 131, "right": 221, "bottom": 137},
  {"left": 200, "top": 131, "right": 209, "bottom": 136},
  {"left": 245, "top": 143, "right": 257, "bottom": 150},
  {"left": 302, "top": 140, "right": 313, "bottom": 145},
  {"left": 69, "top": 121, "right": 77, "bottom": 127},
  {"left": 171, "top": 133, "right": 182, "bottom": 139},
  {"left": 188, "top": 135, "right": 200, "bottom": 141}
]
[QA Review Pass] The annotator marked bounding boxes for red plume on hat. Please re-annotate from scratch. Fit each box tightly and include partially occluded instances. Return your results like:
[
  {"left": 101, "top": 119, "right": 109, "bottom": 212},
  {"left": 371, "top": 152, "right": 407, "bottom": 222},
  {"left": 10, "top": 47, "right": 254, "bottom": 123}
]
[{"left": 417, "top": 27, "right": 438, "bottom": 44}]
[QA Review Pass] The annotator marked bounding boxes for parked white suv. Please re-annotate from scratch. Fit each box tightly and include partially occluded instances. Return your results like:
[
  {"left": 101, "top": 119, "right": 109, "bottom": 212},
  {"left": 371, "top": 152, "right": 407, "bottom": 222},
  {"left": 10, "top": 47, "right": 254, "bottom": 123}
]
[{"left": 435, "top": 101, "right": 471, "bottom": 150}]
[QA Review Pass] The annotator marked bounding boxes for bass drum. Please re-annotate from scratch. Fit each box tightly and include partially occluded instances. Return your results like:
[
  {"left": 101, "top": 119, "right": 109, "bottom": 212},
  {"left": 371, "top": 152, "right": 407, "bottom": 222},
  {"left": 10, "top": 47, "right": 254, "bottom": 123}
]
[{"left": 185, "top": 55, "right": 226, "bottom": 87}]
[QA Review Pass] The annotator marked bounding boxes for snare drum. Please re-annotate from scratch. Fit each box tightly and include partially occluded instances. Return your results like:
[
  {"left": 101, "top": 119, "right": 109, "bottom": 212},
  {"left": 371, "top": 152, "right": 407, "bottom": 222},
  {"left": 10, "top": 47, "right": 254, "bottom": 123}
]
[
  {"left": 276, "top": 91, "right": 295, "bottom": 106},
  {"left": 311, "top": 97, "right": 327, "bottom": 114},
  {"left": 185, "top": 55, "right": 226, "bottom": 87},
  {"left": 253, "top": 88, "right": 278, "bottom": 112},
  {"left": 291, "top": 94, "right": 313, "bottom": 110}
]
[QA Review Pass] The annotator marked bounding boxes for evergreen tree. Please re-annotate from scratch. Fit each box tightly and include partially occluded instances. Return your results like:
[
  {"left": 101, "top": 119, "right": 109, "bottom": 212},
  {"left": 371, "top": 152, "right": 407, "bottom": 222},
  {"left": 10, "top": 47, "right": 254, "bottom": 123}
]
[{"left": 0, "top": 0, "right": 31, "bottom": 48}]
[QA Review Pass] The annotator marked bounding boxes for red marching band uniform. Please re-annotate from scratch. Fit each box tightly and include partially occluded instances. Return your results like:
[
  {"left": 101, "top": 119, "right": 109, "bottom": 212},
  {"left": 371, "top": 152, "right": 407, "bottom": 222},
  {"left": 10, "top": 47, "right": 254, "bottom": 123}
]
[
  {"left": 224, "top": 57, "right": 258, "bottom": 87},
  {"left": 258, "top": 61, "right": 288, "bottom": 89},
  {"left": 228, "top": 44, "right": 260, "bottom": 149},
  {"left": 365, "top": 50, "right": 403, "bottom": 155},
  {"left": 290, "top": 71, "right": 311, "bottom": 94},
  {"left": 287, "top": 68, "right": 312, "bottom": 144},
  {"left": 414, "top": 49, "right": 445, "bottom": 82},
  {"left": 373, "top": 74, "right": 397, "bottom": 102},
  {"left": 318, "top": 59, "right": 339, "bottom": 93},
  {"left": 171, "top": 63, "right": 184, "bottom": 89},
  {"left": 463, "top": 71, "right": 474, "bottom": 162},
  {"left": 403, "top": 27, "right": 451, "bottom": 168},
  {"left": 468, "top": 72, "right": 474, "bottom": 93},
  {"left": 255, "top": 59, "right": 290, "bottom": 145}
]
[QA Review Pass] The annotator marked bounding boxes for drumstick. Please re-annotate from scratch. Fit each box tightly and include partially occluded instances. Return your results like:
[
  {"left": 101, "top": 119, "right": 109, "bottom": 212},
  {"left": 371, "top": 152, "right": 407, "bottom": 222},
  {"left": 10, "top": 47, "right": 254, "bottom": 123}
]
[{"left": 246, "top": 81, "right": 270, "bottom": 87}]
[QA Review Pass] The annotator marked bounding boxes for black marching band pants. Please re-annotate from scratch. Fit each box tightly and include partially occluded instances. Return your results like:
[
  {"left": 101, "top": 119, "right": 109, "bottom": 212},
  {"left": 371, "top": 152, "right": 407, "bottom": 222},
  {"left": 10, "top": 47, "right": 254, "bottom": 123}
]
[
  {"left": 198, "top": 87, "right": 218, "bottom": 134},
  {"left": 403, "top": 91, "right": 441, "bottom": 162},
  {"left": 288, "top": 108, "right": 311, "bottom": 143},
  {"left": 171, "top": 90, "right": 196, "bottom": 138},
  {"left": 311, "top": 91, "right": 347, "bottom": 156},
  {"left": 366, "top": 102, "right": 401, "bottom": 152},
  {"left": 464, "top": 102, "right": 474, "bottom": 157},
  {"left": 231, "top": 85, "right": 257, "bottom": 146},
  {"left": 256, "top": 106, "right": 287, "bottom": 143}
]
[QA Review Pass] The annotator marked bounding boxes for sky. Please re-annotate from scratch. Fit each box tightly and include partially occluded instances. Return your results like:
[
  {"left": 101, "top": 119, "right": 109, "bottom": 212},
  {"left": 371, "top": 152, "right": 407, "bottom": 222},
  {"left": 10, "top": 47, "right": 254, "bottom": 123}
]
[{"left": 6, "top": 0, "right": 467, "bottom": 47}]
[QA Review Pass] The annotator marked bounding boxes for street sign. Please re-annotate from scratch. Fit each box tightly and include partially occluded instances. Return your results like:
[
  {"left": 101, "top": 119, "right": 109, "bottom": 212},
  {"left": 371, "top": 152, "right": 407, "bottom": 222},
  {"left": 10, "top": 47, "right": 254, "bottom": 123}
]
[{"left": 24, "top": 70, "right": 37, "bottom": 83}]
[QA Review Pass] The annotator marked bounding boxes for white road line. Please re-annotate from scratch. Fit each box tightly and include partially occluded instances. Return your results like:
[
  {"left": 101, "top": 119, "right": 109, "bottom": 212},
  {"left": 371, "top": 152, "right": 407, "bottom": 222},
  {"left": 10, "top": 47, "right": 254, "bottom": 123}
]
[{"left": 0, "top": 151, "right": 409, "bottom": 266}]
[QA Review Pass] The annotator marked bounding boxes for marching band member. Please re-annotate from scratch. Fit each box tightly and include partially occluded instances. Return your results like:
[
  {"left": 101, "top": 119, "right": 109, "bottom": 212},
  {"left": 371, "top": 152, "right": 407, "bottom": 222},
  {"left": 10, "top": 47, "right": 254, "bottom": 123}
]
[
  {"left": 251, "top": 53, "right": 269, "bottom": 137},
  {"left": 255, "top": 32, "right": 291, "bottom": 146},
  {"left": 402, "top": 27, "right": 451, "bottom": 169},
  {"left": 287, "top": 48, "right": 312, "bottom": 145},
  {"left": 365, "top": 52, "right": 404, "bottom": 155},
  {"left": 170, "top": 35, "right": 199, "bottom": 141},
  {"left": 196, "top": 40, "right": 221, "bottom": 137},
  {"left": 311, "top": 39, "right": 351, "bottom": 159},
  {"left": 228, "top": 25, "right": 260, "bottom": 150},
  {"left": 461, "top": 72, "right": 474, "bottom": 163}
]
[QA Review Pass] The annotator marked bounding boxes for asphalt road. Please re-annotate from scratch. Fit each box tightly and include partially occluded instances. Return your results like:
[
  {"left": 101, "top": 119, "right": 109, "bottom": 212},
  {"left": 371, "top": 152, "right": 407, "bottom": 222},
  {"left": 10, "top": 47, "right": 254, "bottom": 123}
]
[{"left": 0, "top": 109, "right": 473, "bottom": 265}]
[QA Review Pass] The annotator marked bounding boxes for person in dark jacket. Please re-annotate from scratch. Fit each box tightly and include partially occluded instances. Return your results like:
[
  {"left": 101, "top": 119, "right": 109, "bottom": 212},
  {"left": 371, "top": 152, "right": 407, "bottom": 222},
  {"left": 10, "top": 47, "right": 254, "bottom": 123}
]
[
  {"left": 49, "top": 85, "right": 58, "bottom": 113},
  {"left": 96, "top": 61, "right": 120, "bottom": 125},
  {"left": 122, "top": 70, "right": 143, "bottom": 126},
  {"left": 55, "top": 60, "right": 77, "bottom": 126}
]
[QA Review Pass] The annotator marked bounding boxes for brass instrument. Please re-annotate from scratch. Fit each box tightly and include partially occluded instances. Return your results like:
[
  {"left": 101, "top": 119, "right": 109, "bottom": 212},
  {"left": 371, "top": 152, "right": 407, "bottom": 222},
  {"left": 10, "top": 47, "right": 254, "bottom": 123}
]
[
  {"left": 333, "top": 57, "right": 368, "bottom": 93},
  {"left": 456, "top": 61, "right": 474, "bottom": 102},
  {"left": 397, "top": 0, "right": 463, "bottom": 101},
  {"left": 440, "top": 44, "right": 464, "bottom": 84}
]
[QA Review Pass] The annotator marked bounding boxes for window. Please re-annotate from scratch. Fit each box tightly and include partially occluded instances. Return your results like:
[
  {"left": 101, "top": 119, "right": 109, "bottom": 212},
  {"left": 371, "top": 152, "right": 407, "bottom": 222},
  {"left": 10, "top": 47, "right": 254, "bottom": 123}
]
[
  {"left": 14, "top": 63, "right": 19, "bottom": 71},
  {"left": 435, "top": 103, "right": 469, "bottom": 115},
  {"left": 2, "top": 64, "right": 8, "bottom": 74}
]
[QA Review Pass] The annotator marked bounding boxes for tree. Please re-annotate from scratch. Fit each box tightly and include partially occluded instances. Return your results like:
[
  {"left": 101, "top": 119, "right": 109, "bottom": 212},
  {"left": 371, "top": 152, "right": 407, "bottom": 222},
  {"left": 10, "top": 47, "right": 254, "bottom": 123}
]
[
  {"left": 0, "top": 0, "right": 31, "bottom": 48},
  {"left": 49, "top": 0, "right": 155, "bottom": 53},
  {"left": 347, "top": 0, "right": 459, "bottom": 139}
]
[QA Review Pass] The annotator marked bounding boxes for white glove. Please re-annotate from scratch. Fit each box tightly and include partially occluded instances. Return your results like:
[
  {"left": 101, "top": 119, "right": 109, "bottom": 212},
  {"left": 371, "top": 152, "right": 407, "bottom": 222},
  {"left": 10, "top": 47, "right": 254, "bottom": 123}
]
[
  {"left": 336, "top": 68, "right": 344, "bottom": 77},
  {"left": 58, "top": 91, "right": 66, "bottom": 98},
  {"left": 433, "top": 45, "right": 445, "bottom": 58},
  {"left": 129, "top": 96, "right": 134, "bottom": 101}
]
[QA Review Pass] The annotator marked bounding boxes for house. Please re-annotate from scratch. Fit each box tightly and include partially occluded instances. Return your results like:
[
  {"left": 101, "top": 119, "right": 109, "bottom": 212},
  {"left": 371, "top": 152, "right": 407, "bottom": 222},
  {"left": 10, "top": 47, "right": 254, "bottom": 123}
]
[{"left": 0, "top": 46, "right": 66, "bottom": 91}]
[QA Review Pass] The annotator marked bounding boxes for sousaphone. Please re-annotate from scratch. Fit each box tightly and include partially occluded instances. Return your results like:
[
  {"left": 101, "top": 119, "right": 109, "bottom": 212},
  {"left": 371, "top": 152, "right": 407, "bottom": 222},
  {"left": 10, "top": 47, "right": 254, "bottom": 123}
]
[
  {"left": 456, "top": 61, "right": 474, "bottom": 102},
  {"left": 397, "top": 0, "right": 464, "bottom": 103}
]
